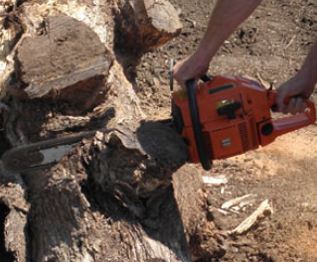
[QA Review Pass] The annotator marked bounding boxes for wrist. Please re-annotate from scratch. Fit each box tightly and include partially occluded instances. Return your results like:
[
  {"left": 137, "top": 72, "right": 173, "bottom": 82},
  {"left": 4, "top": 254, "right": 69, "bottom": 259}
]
[
  {"left": 195, "top": 39, "right": 219, "bottom": 62},
  {"left": 297, "top": 67, "right": 317, "bottom": 87},
  {"left": 191, "top": 49, "right": 212, "bottom": 69}
]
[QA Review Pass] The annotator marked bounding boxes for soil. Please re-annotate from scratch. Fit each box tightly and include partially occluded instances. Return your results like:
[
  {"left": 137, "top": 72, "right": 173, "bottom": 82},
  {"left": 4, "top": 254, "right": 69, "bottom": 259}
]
[{"left": 135, "top": 0, "right": 317, "bottom": 261}]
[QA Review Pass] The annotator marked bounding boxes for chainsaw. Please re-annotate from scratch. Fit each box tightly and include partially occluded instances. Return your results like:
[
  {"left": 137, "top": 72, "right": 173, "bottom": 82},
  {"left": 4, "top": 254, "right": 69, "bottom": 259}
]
[
  {"left": 171, "top": 73, "right": 316, "bottom": 170},
  {"left": 1, "top": 63, "right": 316, "bottom": 173}
]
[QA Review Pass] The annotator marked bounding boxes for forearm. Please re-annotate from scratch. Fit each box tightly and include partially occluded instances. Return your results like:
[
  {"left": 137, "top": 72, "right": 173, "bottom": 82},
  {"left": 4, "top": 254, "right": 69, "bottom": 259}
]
[
  {"left": 298, "top": 39, "right": 317, "bottom": 85},
  {"left": 173, "top": 0, "right": 262, "bottom": 87},
  {"left": 196, "top": 0, "right": 262, "bottom": 61}
]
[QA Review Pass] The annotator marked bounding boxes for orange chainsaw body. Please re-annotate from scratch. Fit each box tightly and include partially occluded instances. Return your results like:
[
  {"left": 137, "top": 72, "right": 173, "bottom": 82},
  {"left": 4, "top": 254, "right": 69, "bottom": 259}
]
[{"left": 172, "top": 75, "right": 316, "bottom": 170}]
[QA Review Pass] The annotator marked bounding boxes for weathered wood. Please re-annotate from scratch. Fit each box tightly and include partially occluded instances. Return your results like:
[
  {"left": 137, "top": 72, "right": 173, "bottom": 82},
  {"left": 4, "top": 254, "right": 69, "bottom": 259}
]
[
  {"left": 116, "top": 0, "right": 182, "bottom": 53},
  {"left": 0, "top": 183, "right": 29, "bottom": 262},
  {"left": 173, "top": 167, "right": 226, "bottom": 261},
  {"left": 221, "top": 194, "right": 257, "bottom": 210}
]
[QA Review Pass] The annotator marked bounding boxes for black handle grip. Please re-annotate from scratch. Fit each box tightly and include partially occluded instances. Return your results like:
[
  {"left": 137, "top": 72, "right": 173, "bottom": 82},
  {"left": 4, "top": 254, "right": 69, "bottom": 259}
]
[
  {"left": 201, "top": 75, "right": 212, "bottom": 82},
  {"left": 271, "top": 104, "right": 279, "bottom": 112},
  {"left": 185, "top": 79, "right": 212, "bottom": 171}
]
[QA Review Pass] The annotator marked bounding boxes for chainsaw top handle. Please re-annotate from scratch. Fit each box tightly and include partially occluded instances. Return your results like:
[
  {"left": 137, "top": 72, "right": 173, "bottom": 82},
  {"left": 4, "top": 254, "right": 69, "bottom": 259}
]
[{"left": 185, "top": 78, "right": 212, "bottom": 171}]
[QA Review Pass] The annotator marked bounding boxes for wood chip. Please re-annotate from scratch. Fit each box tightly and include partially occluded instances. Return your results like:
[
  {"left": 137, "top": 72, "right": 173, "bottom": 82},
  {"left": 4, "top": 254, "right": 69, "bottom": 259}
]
[
  {"left": 256, "top": 73, "right": 272, "bottom": 89},
  {"left": 221, "top": 194, "right": 256, "bottom": 210},
  {"left": 228, "top": 199, "right": 273, "bottom": 235},
  {"left": 286, "top": 35, "right": 296, "bottom": 49},
  {"left": 202, "top": 175, "right": 228, "bottom": 186}
]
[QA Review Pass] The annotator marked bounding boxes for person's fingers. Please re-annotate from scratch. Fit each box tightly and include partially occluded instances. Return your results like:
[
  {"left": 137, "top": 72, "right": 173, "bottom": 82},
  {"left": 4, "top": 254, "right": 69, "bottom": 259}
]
[
  {"left": 276, "top": 86, "right": 288, "bottom": 112},
  {"left": 173, "top": 61, "right": 186, "bottom": 89},
  {"left": 284, "top": 98, "right": 307, "bottom": 115},
  {"left": 276, "top": 80, "right": 303, "bottom": 112},
  {"left": 284, "top": 97, "right": 296, "bottom": 114},
  {"left": 276, "top": 74, "right": 314, "bottom": 115},
  {"left": 299, "top": 100, "right": 307, "bottom": 113},
  {"left": 173, "top": 54, "right": 210, "bottom": 90},
  {"left": 294, "top": 97, "right": 307, "bottom": 113},
  {"left": 292, "top": 97, "right": 304, "bottom": 115}
]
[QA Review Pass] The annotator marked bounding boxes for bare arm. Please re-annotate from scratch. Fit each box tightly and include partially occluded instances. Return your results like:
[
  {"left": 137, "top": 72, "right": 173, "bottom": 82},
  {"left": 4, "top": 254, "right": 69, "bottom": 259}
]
[
  {"left": 173, "top": 0, "right": 262, "bottom": 88},
  {"left": 276, "top": 39, "right": 317, "bottom": 114},
  {"left": 300, "top": 40, "right": 317, "bottom": 84}
]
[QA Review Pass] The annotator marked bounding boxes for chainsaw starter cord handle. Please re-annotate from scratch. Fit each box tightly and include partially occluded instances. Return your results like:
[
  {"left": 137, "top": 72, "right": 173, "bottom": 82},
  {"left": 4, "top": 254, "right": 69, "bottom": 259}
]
[{"left": 185, "top": 79, "right": 212, "bottom": 170}]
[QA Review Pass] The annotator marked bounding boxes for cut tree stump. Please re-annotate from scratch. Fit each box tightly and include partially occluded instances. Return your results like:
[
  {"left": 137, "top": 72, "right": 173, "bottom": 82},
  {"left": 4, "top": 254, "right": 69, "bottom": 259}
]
[{"left": 0, "top": 1, "right": 223, "bottom": 261}]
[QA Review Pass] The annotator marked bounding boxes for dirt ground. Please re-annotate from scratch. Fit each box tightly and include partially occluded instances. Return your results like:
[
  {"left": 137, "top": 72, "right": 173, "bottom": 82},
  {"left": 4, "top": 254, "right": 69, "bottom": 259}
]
[{"left": 135, "top": 0, "right": 317, "bottom": 261}]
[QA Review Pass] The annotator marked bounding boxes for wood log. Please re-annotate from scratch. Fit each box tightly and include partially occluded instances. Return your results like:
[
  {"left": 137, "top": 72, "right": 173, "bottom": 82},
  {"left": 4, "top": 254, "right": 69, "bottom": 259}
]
[
  {"left": 0, "top": 1, "right": 223, "bottom": 261},
  {"left": 15, "top": 15, "right": 112, "bottom": 99},
  {"left": 115, "top": 0, "right": 182, "bottom": 54}
]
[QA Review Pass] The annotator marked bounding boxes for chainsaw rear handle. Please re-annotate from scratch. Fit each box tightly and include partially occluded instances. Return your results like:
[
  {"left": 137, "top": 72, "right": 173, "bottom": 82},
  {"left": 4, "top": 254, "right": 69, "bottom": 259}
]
[
  {"left": 269, "top": 91, "right": 316, "bottom": 137},
  {"left": 186, "top": 79, "right": 212, "bottom": 171}
]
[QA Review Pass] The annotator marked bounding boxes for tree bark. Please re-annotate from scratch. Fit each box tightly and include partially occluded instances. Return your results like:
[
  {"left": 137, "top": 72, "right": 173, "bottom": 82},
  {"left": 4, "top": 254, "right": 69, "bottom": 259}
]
[{"left": 0, "top": 1, "right": 224, "bottom": 261}]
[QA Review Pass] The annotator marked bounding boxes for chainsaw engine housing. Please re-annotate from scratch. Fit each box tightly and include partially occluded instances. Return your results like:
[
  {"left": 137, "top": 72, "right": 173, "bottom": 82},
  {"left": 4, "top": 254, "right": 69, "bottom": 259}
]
[{"left": 172, "top": 75, "right": 316, "bottom": 170}]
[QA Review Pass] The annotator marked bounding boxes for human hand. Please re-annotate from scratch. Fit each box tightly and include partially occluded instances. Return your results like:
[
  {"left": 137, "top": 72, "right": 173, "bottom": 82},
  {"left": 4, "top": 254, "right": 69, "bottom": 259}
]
[
  {"left": 276, "top": 74, "right": 315, "bottom": 115},
  {"left": 173, "top": 53, "right": 210, "bottom": 89}
]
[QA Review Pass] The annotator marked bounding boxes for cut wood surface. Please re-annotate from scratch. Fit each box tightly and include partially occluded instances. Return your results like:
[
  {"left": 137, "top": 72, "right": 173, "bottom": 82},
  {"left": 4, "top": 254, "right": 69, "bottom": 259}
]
[{"left": 16, "top": 15, "right": 112, "bottom": 99}]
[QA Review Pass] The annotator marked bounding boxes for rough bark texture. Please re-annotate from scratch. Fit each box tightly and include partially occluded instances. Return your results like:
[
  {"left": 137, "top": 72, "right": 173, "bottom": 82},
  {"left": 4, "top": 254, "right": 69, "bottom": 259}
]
[
  {"left": 0, "top": 1, "right": 223, "bottom": 261},
  {"left": 0, "top": 182, "right": 29, "bottom": 262}
]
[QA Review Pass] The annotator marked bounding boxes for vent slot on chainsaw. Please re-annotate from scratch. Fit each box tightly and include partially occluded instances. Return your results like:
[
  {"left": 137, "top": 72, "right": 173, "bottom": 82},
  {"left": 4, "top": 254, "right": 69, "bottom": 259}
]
[{"left": 238, "top": 122, "right": 250, "bottom": 152}]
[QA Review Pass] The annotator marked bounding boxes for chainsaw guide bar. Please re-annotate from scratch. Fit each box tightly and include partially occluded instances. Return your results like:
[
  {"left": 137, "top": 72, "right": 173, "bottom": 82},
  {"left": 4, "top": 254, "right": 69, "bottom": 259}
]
[{"left": 1, "top": 130, "right": 112, "bottom": 173}]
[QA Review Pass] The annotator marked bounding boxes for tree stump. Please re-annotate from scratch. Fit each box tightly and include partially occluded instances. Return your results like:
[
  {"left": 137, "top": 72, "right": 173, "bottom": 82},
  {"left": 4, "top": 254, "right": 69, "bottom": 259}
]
[{"left": 0, "top": 1, "right": 224, "bottom": 261}]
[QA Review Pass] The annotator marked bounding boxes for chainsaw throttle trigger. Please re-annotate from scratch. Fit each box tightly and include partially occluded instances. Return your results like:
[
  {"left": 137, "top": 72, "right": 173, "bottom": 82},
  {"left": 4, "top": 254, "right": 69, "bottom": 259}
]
[
  {"left": 186, "top": 79, "right": 212, "bottom": 171},
  {"left": 217, "top": 101, "right": 242, "bottom": 120}
]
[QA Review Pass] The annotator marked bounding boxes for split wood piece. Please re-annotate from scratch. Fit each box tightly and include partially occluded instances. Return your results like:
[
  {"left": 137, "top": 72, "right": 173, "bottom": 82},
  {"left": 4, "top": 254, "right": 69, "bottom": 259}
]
[
  {"left": 117, "top": 0, "right": 182, "bottom": 53},
  {"left": 221, "top": 194, "right": 257, "bottom": 210},
  {"left": 0, "top": 10, "right": 24, "bottom": 98},
  {"left": 256, "top": 72, "right": 272, "bottom": 89},
  {"left": 202, "top": 175, "right": 228, "bottom": 186},
  {"left": 228, "top": 199, "right": 273, "bottom": 235}
]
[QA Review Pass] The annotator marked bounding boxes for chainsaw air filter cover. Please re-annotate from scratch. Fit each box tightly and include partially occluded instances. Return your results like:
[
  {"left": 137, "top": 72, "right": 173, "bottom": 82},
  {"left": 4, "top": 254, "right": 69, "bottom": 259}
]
[{"left": 172, "top": 75, "right": 316, "bottom": 170}]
